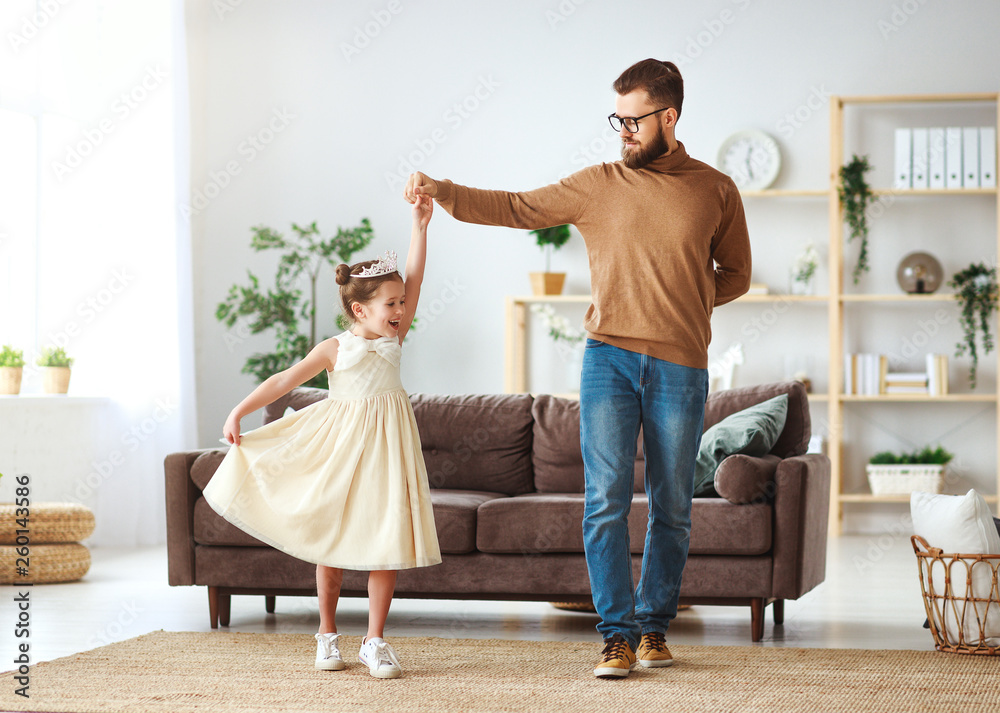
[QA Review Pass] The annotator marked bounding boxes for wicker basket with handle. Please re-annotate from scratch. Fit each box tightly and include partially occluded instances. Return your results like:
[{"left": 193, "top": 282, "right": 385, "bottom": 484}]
[{"left": 911, "top": 535, "right": 1000, "bottom": 655}]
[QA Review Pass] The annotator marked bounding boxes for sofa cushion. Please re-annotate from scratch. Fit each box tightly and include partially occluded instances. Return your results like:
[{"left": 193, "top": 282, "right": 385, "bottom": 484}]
[
  {"left": 190, "top": 449, "right": 229, "bottom": 492},
  {"left": 693, "top": 395, "right": 788, "bottom": 497},
  {"left": 476, "top": 494, "right": 647, "bottom": 554},
  {"left": 714, "top": 454, "right": 782, "bottom": 504},
  {"left": 704, "top": 380, "right": 810, "bottom": 458},
  {"left": 688, "top": 499, "right": 772, "bottom": 555},
  {"left": 428, "top": 489, "right": 508, "bottom": 554},
  {"left": 531, "top": 395, "right": 644, "bottom": 493},
  {"left": 192, "top": 490, "right": 503, "bottom": 555},
  {"left": 411, "top": 393, "right": 535, "bottom": 496},
  {"left": 475, "top": 494, "right": 771, "bottom": 556}
]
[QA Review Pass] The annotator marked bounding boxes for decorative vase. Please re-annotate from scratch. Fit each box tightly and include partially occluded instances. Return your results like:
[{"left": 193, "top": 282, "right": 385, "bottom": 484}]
[
  {"left": 529, "top": 272, "right": 566, "bottom": 296},
  {"left": 42, "top": 367, "right": 71, "bottom": 395},
  {"left": 789, "top": 272, "right": 815, "bottom": 295},
  {"left": 0, "top": 367, "right": 23, "bottom": 395},
  {"left": 896, "top": 252, "right": 944, "bottom": 294}
]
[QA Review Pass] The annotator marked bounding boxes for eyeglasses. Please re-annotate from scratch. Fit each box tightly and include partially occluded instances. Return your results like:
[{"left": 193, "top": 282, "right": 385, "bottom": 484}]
[{"left": 607, "top": 108, "right": 669, "bottom": 133}]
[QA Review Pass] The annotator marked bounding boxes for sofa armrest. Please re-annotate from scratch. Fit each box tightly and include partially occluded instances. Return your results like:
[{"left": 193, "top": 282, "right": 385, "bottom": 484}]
[
  {"left": 770, "top": 453, "right": 831, "bottom": 600},
  {"left": 263, "top": 386, "right": 329, "bottom": 425},
  {"left": 164, "top": 449, "right": 212, "bottom": 586},
  {"left": 714, "top": 454, "right": 782, "bottom": 504}
]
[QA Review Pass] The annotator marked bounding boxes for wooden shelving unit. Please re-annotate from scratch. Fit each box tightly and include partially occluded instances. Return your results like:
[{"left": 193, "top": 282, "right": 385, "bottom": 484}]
[{"left": 827, "top": 92, "right": 1000, "bottom": 534}]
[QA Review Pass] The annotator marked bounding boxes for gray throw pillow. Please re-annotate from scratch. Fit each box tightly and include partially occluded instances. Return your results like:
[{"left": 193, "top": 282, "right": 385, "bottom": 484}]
[{"left": 693, "top": 394, "right": 789, "bottom": 497}]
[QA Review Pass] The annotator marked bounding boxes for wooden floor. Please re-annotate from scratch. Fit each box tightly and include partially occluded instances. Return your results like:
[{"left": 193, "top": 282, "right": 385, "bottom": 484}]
[{"left": 4, "top": 534, "right": 935, "bottom": 667}]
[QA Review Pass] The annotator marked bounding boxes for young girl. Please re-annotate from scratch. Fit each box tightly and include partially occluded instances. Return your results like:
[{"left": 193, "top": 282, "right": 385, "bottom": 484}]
[{"left": 203, "top": 195, "right": 439, "bottom": 679}]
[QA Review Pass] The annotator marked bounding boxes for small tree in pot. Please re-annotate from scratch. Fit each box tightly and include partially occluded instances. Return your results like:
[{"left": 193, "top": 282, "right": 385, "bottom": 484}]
[{"left": 528, "top": 224, "right": 572, "bottom": 295}]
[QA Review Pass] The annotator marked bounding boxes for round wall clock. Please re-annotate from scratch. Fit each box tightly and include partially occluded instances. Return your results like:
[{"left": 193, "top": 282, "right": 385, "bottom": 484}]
[{"left": 717, "top": 130, "right": 782, "bottom": 191}]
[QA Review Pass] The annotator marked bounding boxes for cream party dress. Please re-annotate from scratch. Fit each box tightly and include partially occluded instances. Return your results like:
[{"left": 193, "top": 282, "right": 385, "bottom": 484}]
[{"left": 203, "top": 330, "right": 441, "bottom": 570}]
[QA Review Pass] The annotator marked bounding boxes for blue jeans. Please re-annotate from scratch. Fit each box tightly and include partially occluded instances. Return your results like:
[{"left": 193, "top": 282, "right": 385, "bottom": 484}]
[{"left": 580, "top": 338, "right": 708, "bottom": 649}]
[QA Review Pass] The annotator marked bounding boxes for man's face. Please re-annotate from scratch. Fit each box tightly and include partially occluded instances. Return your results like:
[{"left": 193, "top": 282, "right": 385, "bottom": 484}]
[{"left": 615, "top": 90, "right": 670, "bottom": 169}]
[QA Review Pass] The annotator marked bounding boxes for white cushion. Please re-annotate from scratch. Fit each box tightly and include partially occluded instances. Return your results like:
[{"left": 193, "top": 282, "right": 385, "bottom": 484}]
[{"left": 910, "top": 489, "right": 1000, "bottom": 647}]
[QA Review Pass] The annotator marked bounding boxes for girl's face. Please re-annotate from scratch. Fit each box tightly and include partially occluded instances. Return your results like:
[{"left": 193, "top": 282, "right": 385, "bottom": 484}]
[{"left": 351, "top": 278, "right": 405, "bottom": 340}]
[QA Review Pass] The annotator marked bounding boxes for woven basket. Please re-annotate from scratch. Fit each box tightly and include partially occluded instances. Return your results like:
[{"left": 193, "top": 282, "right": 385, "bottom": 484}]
[
  {"left": 0, "top": 502, "right": 95, "bottom": 544},
  {"left": 867, "top": 464, "right": 944, "bottom": 495},
  {"left": 0, "top": 543, "right": 91, "bottom": 584},
  {"left": 911, "top": 535, "right": 1000, "bottom": 655}
]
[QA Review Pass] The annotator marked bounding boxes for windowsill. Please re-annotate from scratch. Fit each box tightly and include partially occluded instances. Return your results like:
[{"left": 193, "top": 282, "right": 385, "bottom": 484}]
[{"left": 0, "top": 394, "right": 111, "bottom": 403}]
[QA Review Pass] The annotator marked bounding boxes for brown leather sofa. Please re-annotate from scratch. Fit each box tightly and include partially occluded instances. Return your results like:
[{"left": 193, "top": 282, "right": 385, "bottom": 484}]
[{"left": 165, "top": 381, "right": 829, "bottom": 641}]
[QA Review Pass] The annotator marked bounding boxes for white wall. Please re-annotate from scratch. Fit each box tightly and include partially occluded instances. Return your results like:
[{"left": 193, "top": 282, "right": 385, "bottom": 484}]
[{"left": 185, "top": 0, "right": 1000, "bottom": 532}]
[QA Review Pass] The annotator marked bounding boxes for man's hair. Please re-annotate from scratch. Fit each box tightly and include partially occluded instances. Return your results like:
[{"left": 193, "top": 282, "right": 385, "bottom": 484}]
[{"left": 612, "top": 59, "right": 684, "bottom": 120}]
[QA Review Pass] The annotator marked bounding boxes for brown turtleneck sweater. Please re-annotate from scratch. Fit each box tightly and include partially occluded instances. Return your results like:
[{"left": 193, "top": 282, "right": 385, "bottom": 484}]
[{"left": 434, "top": 142, "right": 751, "bottom": 369}]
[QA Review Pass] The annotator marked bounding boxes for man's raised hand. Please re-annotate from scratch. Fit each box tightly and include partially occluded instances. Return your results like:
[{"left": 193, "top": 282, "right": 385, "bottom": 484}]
[{"left": 404, "top": 172, "right": 438, "bottom": 204}]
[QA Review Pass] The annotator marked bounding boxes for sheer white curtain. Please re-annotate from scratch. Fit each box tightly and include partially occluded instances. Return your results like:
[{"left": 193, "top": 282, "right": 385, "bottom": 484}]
[{"left": 0, "top": 0, "right": 196, "bottom": 545}]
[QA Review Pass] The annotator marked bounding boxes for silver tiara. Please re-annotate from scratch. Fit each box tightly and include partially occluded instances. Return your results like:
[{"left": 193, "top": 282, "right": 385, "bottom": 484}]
[{"left": 355, "top": 250, "right": 398, "bottom": 278}]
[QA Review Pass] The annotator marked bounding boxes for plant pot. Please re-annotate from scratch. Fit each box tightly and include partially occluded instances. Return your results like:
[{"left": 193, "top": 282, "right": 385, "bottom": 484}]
[
  {"left": 0, "top": 367, "right": 23, "bottom": 395},
  {"left": 42, "top": 367, "right": 71, "bottom": 395},
  {"left": 866, "top": 464, "right": 944, "bottom": 495},
  {"left": 529, "top": 272, "right": 566, "bottom": 296}
]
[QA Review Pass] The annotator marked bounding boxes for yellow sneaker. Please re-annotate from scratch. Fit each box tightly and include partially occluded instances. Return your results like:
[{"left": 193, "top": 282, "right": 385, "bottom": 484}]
[
  {"left": 593, "top": 634, "right": 636, "bottom": 678},
  {"left": 636, "top": 631, "right": 674, "bottom": 668}
]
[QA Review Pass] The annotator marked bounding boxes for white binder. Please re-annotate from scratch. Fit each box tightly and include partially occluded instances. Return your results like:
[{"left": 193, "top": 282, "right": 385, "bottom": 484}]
[
  {"left": 963, "top": 127, "right": 980, "bottom": 188},
  {"left": 928, "top": 128, "right": 946, "bottom": 189},
  {"left": 945, "top": 127, "right": 963, "bottom": 188},
  {"left": 980, "top": 127, "right": 997, "bottom": 189},
  {"left": 911, "top": 128, "right": 929, "bottom": 188},
  {"left": 894, "top": 128, "right": 912, "bottom": 189}
]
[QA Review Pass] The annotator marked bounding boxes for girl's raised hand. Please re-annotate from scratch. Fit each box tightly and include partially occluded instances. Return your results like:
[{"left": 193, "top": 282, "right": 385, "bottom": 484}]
[
  {"left": 413, "top": 193, "right": 433, "bottom": 230},
  {"left": 223, "top": 411, "right": 242, "bottom": 446}
]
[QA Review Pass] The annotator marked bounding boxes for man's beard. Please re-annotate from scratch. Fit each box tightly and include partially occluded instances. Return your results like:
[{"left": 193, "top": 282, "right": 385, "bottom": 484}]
[{"left": 620, "top": 125, "right": 669, "bottom": 169}]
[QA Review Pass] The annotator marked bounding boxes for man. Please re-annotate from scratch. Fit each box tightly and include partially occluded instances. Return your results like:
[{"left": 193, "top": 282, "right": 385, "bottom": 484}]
[{"left": 403, "top": 59, "right": 750, "bottom": 678}]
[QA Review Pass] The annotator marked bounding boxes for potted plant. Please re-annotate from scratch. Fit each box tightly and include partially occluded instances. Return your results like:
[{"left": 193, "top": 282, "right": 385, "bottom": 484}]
[
  {"left": 217, "top": 219, "right": 375, "bottom": 389},
  {"left": 36, "top": 347, "right": 74, "bottom": 394},
  {"left": 866, "top": 445, "right": 954, "bottom": 495},
  {"left": 838, "top": 154, "right": 874, "bottom": 285},
  {"left": 528, "top": 225, "right": 572, "bottom": 296},
  {"left": 949, "top": 262, "right": 997, "bottom": 389},
  {"left": 0, "top": 345, "right": 25, "bottom": 395}
]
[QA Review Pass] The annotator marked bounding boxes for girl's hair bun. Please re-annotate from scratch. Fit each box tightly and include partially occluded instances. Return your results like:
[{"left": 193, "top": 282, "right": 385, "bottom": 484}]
[{"left": 335, "top": 263, "right": 353, "bottom": 286}]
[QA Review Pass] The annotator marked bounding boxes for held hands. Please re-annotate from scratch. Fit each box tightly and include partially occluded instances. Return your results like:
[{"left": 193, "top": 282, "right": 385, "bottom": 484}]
[
  {"left": 403, "top": 171, "right": 437, "bottom": 204},
  {"left": 412, "top": 193, "right": 433, "bottom": 230},
  {"left": 223, "top": 411, "right": 242, "bottom": 446}
]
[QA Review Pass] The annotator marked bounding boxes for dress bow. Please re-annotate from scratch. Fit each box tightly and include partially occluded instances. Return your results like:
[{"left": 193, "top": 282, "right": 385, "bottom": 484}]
[{"left": 334, "top": 331, "right": 401, "bottom": 371}]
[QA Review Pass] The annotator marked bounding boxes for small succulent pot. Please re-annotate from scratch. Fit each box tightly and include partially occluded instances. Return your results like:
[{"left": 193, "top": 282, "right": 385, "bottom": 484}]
[
  {"left": 42, "top": 367, "right": 71, "bottom": 395},
  {"left": 0, "top": 367, "right": 23, "bottom": 395}
]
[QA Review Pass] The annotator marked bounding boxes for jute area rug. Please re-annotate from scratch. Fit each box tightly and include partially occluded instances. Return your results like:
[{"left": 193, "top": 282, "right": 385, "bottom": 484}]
[{"left": 2, "top": 631, "right": 999, "bottom": 713}]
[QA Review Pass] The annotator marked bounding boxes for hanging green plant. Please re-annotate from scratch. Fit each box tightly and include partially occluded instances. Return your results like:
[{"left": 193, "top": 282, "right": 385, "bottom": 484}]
[
  {"left": 949, "top": 263, "right": 998, "bottom": 389},
  {"left": 838, "top": 154, "right": 874, "bottom": 285}
]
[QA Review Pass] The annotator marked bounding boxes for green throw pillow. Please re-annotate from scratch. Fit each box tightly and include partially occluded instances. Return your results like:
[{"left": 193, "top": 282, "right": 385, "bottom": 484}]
[{"left": 692, "top": 394, "right": 789, "bottom": 497}]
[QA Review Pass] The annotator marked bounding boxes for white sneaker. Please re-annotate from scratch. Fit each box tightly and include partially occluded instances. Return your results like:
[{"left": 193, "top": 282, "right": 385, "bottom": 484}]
[
  {"left": 314, "top": 632, "right": 345, "bottom": 671},
  {"left": 358, "top": 636, "right": 402, "bottom": 679}
]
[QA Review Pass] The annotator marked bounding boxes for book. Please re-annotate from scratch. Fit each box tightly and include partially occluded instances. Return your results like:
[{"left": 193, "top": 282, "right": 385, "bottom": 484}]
[{"left": 885, "top": 385, "right": 930, "bottom": 394}]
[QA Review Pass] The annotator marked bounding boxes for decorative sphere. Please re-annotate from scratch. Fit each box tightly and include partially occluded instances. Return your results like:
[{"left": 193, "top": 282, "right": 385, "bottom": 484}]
[{"left": 896, "top": 252, "right": 944, "bottom": 294}]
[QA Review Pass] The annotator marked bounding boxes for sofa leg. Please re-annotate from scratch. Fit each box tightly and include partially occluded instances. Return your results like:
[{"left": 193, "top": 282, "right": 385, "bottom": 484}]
[
  {"left": 265, "top": 595, "right": 276, "bottom": 614},
  {"left": 208, "top": 586, "right": 219, "bottom": 629},
  {"left": 220, "top": 592, "right": 232, "bottom": 627},
  {"left": 773, "top": 599, "right": 785, "bottom": 625},
  {"left": 750, "top": 598, "right": 765, "bottom": 642}
]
